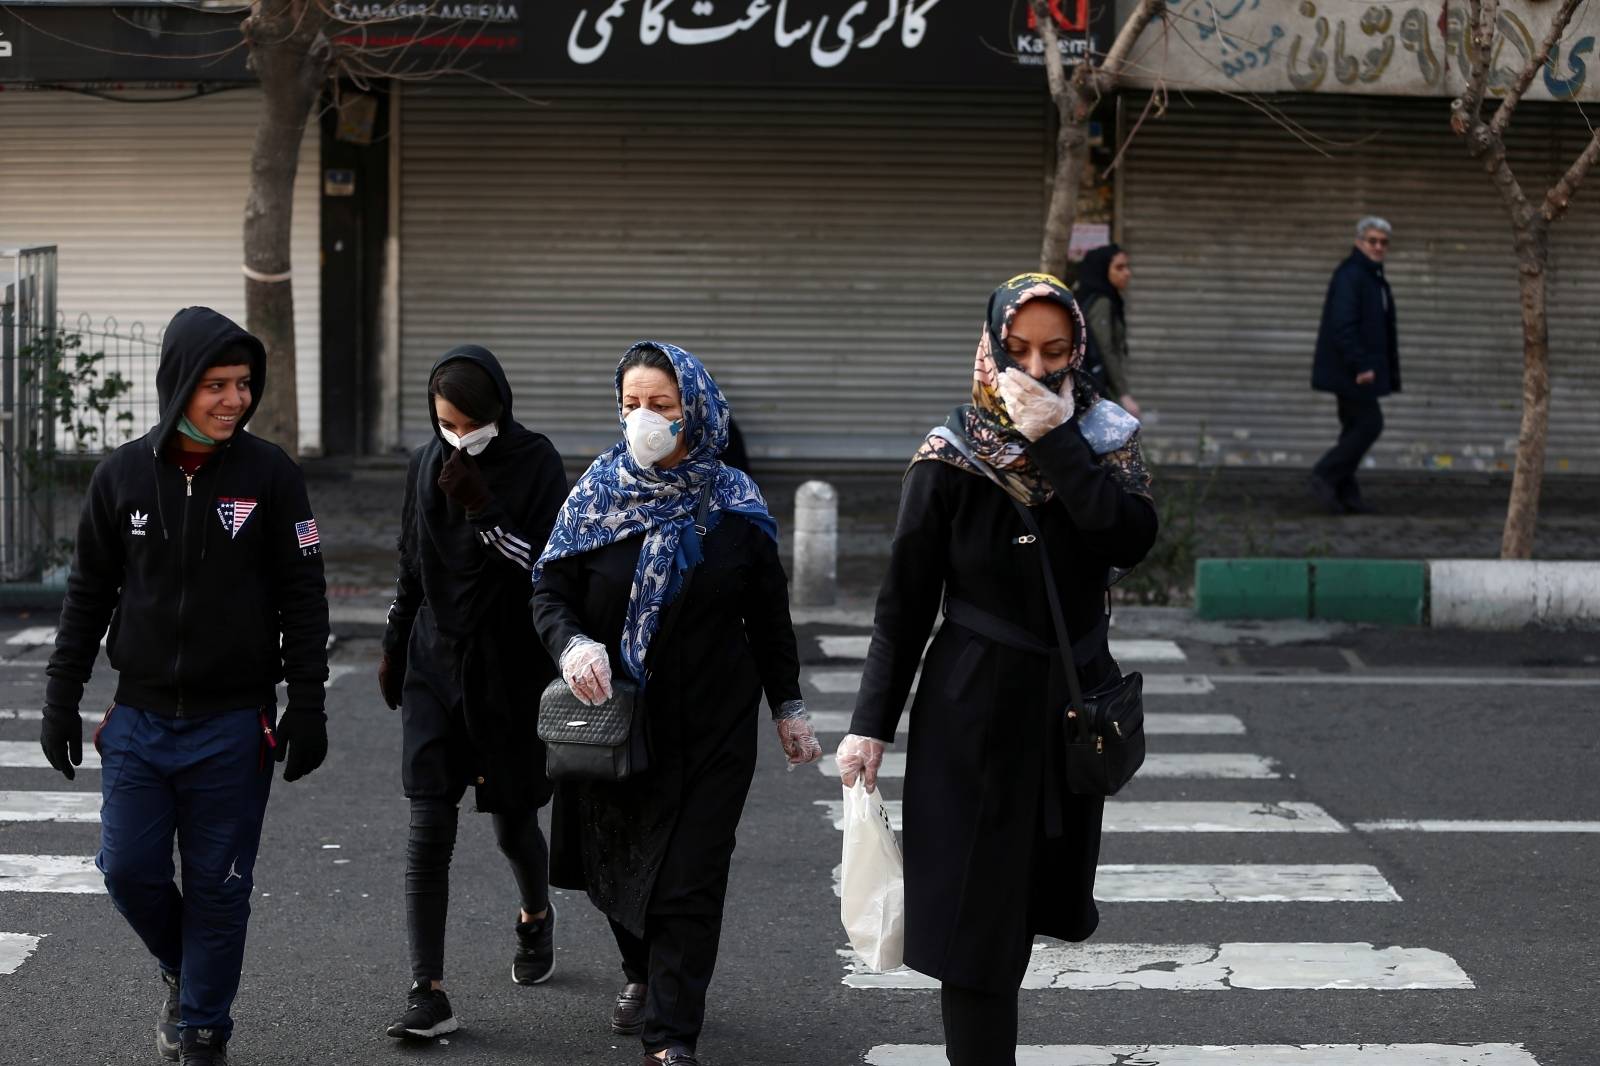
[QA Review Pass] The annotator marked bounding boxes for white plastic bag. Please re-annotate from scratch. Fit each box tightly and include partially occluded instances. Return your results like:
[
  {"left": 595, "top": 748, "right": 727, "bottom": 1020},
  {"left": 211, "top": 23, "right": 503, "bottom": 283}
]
[{"left": 839, "top": 778, "right": 905, "bottom": 972}]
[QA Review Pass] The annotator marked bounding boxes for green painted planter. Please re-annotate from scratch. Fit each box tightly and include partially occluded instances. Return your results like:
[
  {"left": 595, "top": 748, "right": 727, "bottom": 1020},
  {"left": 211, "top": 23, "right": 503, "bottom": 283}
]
[
  {"left": 1194, "top": 559, "right": 1310, "bottom": 620},
  {"left": 1311, "top": 559, "right": 1426, "bottom": 625}
]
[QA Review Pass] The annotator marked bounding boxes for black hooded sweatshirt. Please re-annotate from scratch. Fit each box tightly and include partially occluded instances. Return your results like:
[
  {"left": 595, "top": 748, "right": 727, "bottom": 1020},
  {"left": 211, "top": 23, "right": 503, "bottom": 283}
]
[
  {"left": 382, "top": 345, "right": 567, "bottom": 811},
  {"left": 46, "top": 307, "right": 329, "bottom": 718}
]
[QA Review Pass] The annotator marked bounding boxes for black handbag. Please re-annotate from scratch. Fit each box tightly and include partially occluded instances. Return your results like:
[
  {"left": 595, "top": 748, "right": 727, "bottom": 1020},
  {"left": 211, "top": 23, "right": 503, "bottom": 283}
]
[
  {"left": 930, "top": 426, "right": 1146, "bottom": 796},
  {"left": 536, "top": 490, "right": 712, "bottom": 783}
]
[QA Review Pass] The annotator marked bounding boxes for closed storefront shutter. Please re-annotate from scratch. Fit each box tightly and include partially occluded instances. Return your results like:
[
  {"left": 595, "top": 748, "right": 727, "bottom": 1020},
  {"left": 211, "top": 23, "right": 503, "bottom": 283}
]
[
  {"left": 397, "top": 84, "right": 1047, "bottom": 463},
  {"left": 0, "top": 88, "right": 322, "bottom": 454},
  {"left": 1120, "top": 94, "right": 1600, "bottom": 473}
]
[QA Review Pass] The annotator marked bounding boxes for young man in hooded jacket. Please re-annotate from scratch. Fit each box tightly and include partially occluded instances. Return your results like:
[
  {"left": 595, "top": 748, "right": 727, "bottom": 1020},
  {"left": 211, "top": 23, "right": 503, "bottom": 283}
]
[{"left": 38, "top": 306, "right": 330, "bottom": 1066}]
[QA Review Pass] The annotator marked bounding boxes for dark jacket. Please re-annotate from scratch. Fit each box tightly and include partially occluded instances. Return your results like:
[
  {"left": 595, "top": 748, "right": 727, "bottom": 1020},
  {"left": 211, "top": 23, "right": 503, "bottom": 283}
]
[
  {"left": 850, "top": 422, "right": 1157, "bottom": 994},
  {"left": 532, "top": 511, "right": 800, "bottom": 935},
  {"left": 382, "top": 345, "right": 567, "bottom": 812},
  {"left": 47, "top": 307, "right": 329, "bottom": 718},
  {"left": 1313, "top": 249, "right": 1400, "bottom": 397}
]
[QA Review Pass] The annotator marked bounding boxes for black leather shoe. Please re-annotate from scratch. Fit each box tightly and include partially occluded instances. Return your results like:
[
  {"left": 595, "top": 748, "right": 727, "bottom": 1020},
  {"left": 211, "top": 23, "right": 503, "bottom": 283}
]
[
  {"left": 641, "top": 1049, "right": 698, "bottom": 1065},
  {"left": 1308, "top": 474, "right": 1346, "bottom": 515},
  {"left": 611, "top": 981, "right": 646, "bottom": 1036}
]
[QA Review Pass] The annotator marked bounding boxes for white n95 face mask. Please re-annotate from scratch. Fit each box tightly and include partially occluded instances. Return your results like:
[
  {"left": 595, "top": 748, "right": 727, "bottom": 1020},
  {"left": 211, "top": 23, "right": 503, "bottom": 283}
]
[
  {"left": 440, "top": 422, "right": 498, "bottom": 457},
  {"left": 624, "top": 408, "right": 683, "bottom": 467}
]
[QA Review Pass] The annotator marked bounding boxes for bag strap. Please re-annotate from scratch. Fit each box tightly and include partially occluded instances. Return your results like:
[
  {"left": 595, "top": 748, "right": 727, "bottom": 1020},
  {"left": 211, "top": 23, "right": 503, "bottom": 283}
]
[{"left": 929, "top": 427, "right": 1099, "bottom": 720}]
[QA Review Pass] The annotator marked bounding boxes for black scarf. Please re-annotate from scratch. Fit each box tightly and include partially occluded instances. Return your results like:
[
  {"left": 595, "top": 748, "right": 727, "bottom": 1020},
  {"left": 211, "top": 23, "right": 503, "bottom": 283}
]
[{"left": 1074, "top": 243, "right": 1126, "bottom": 331}]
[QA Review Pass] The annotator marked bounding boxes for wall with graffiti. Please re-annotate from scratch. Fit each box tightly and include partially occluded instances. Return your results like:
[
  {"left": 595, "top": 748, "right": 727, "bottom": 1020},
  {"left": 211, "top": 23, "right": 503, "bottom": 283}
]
[{"left": 1122, "top": 0, "right": 1597, "bottom": 102}]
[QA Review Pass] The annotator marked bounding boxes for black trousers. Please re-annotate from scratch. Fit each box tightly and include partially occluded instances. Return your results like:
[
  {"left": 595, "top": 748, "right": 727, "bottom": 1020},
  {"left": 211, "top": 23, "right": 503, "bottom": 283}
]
[
  {"left": 1312, "top": 393, "right": 1384, "bottom": 501},
  {"left": 940, "top": 982, "right": 1019, "bottom": 1065},
  {"left": 405, "top": 798, "right": 550, "bottom": 984},
  {"left": 609, "top": 911, "right": 725, "bottom": 1054}
]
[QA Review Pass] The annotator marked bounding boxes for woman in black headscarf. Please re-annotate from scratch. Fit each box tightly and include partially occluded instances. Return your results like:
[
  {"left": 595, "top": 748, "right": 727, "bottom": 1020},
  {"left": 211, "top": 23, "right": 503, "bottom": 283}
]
[
  {"left": 838, "top": 274, "right": 1158, "bottom": 1065},
  {"left": 377, "top": 346, "right": 569, "bottom": 1041},
  {"left": 1075, "top": 243, "right": 1140, "bottom": 418}
]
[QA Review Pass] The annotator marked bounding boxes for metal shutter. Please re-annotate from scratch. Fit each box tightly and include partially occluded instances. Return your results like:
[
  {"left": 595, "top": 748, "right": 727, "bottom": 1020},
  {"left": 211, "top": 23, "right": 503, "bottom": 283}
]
[
  {"left": 398, "top": 84, "right": 1047, "bottom": 463},
  {"left": 0, "top": 88, "right": 322, "bottom": 454},
  {"left": 1120, "top": 94, "right": 1600, "bottom": 473}
]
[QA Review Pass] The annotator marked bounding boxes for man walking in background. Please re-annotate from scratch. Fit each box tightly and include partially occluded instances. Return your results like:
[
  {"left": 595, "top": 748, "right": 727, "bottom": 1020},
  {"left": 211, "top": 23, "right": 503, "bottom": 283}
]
[{"left": 1310, "top": 216, "right": 1401, "bottom": 514}]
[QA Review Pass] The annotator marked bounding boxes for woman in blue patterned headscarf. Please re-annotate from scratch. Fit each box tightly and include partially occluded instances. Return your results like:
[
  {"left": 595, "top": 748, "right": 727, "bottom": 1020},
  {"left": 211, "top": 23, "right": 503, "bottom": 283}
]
[{"left": 532, "top": 342, "right": 821, "bottom": 1066}]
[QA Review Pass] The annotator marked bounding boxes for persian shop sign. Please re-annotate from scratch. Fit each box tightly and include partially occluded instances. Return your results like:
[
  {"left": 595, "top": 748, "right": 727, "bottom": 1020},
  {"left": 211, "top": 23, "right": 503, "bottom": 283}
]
[{"left": 1123, "top": 0, "right": 1599, "bottom": 102}]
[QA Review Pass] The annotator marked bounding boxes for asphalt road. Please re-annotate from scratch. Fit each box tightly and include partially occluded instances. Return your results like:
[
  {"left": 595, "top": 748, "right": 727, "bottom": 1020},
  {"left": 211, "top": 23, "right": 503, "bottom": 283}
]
[{"left": 1, "top": 614, "right": 1597, "bottom": 1066}]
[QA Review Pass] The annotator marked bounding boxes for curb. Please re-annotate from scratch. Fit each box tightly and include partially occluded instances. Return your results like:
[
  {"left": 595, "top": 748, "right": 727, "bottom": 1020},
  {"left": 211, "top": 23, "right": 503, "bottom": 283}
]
[{"left": 1197, "top": 557, "right": 1600, "bottom": 629}]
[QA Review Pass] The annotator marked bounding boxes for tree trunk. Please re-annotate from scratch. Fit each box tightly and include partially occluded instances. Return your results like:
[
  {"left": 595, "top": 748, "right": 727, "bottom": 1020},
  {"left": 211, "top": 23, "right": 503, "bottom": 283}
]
[
  {"left": 1500, "top": 240, "right": 1550, "bottom": 559},
  {"left": 243, "top": 6, "right": 328, "bottom": 456},
  {"left": 1040, "top": 108, "right": 1087, "bottom": 279}
]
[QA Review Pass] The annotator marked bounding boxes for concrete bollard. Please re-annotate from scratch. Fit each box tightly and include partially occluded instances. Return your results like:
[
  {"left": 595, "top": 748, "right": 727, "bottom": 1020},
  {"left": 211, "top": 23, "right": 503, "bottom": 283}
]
[{"left": 792, "top": 480, "right": 838, "bottom": 607}]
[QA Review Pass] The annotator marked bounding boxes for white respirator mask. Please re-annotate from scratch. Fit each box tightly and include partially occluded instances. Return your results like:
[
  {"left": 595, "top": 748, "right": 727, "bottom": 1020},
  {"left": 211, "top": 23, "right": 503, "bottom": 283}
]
[
  {"left": 440, "top": 422, "right": 498, "bottom": 457},
  {"left": 624, "top": 408, "right": 683, "bottom": 467}
]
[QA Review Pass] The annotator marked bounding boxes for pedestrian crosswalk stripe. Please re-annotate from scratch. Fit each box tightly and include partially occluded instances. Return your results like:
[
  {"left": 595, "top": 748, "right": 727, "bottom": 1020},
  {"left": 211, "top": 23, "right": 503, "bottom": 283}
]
[
  {"left": 0, "top": 709, "right": 43, "bottom": 721},
  {"left": 864, "top": 1044, "right": 1541, "bottom": 1065},
  {"left": 0, "top": 932, "right": 43, "bottom": 975},
  {"left": 0, "top": 791, "right": 102, "bottom": 823},
  {"left": 1355, "top": 819, "right": 1600, "bottom": 834},
  {"left": 803, "top": 670, "right": 1215, "bottom": 698},
  {"left": 841, "top": 941, "right": 1471, "bottom": 990},
  {"left": 830, "top": 863, "right": 1399, "bottom": 903},
  {"left": 816, "top": 636, "right": 1187, "bottom": 663},
  {"left": 1096, "top": 864, "right": 1400, "bottom": 902},
  {"left": 4, "top": 627, "right": 57, "bottom": 647},
  {"left": 0, "top": 854, "right": 102, "bottom": 893},
  {"left": 0, "top": 741, "right": 100, "bottom": 771},
  {"left": 818, "top": 800, "right": 1346, "bottom": 833},
  {"left": 819, "top": 752, "right": 1281, "bottom": 780},
  {"left": 805, "top": 711, "right": 1243, "bottom": 737}
]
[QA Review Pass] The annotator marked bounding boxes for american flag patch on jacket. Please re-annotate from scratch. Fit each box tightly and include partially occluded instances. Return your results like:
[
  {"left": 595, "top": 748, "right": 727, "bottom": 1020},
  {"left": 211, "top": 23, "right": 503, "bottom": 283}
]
[{"left": 295, "top": 519, "right": 320, "bottom": 550}]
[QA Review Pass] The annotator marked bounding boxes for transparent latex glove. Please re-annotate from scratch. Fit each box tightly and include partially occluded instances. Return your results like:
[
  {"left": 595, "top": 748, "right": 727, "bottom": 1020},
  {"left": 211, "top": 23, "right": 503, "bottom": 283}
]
[
  {"left": 558, "top": 635, "right": 613, "bottom": 707},
  {"left": 998, "top": 367, "right": 1075, "bottom": 442},
  {"left": 774, "top": 702, "right": 823, "bottom": 767},
  {"left": 835, "top": 733, "right": 887, "bottom": 793}
]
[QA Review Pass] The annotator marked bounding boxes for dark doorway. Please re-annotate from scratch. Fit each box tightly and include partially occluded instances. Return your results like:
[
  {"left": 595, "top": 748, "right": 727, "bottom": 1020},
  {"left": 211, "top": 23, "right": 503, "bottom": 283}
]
[{"left": 319, "top": 86, "right": 390, "bottom": 456}]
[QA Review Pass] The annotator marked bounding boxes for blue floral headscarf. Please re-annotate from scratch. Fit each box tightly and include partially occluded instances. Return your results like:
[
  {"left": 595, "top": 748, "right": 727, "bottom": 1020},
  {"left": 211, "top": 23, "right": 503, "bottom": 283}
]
[{"left": 533, "top": 342, "right": 775, "bottom": 685}]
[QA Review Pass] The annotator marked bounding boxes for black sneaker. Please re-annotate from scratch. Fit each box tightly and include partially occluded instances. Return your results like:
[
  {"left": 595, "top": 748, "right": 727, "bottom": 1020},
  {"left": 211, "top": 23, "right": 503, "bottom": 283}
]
[
  {"left": 179, "top": 1027, "right": 228, "bottom": 1066},
  {"left": 385, "top": 981, "right": 459, "bottom": 1040},
  {"left": 512, "top": 902, "right": 556, "bottom": 985},
  {"left": 157, "top": 970, "right": 181, "bottom": 1062}
]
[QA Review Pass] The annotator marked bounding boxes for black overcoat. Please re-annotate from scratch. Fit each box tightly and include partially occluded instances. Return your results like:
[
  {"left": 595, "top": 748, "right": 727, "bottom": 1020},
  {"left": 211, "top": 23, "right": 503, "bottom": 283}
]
[
  {"left": 850, "top": 420, "right": 1158, "bottom": 994},
  {"left": 383, "top": 346, "right": 568, "bottom": 813},
  {"left": 531, "top": 511, "right": 801, "bottom": 936},
  {"left": 1312, "top": 250, "right": 1401, "bottom": 398}
]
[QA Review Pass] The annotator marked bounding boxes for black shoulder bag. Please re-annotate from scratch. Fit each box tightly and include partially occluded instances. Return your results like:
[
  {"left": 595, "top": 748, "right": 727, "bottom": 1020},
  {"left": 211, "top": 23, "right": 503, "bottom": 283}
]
[
  {"left": 536, "top": 490, "right": 713, "bottom": 783},
  {"left": 930, "top": 427, "right": 1146, "bottom": 796}
]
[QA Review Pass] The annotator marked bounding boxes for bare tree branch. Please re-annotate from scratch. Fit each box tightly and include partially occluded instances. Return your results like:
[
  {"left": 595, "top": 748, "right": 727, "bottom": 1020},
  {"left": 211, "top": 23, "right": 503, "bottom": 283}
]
[
  {"left": 1026, "top": 0, "right": 1071, "bottom": 104},
  {"left": 1451, "top": 0, "right": 1499, "bottom": 135},
  {"left": 1490, "top": 0, "right": 1584, "bottom": 139},
  {"left": 1092, "top": 0, "right": 1167, "bottom": 90},
  {"left": 1544, "top": 127, "right": 1600, "bottom": 224}
]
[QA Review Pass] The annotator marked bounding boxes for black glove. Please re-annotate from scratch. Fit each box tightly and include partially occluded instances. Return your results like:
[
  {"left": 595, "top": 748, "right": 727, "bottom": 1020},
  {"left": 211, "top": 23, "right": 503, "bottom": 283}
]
[
  {"left": 378, "top": 653, "right": 404, "bottom": 710},
  {"left": 39, "top": 705, "right": 83, "bottom": 781},
  {"left": 274, "top": 708, "right": 328, "bottom": 782},
  {"left": 437, "top": 450, "right": 493, "bottom": 514}
]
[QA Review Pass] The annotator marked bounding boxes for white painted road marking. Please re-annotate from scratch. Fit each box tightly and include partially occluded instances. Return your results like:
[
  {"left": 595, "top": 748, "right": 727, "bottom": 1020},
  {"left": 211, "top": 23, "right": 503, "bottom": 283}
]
[
  {"left": 842, "top": 941, "right": 1472, "bottom": 990},
  {"left": 1212, "top": 673, "right": 1600, "bottom": 688},
  {"left": 806, "top": 711, "right": 1243, "bottom": 736},
  {"left": 0, "top": 741, "right": 100, "bottom": 771},
  {"left": 0, "top": 709, "right": 43, "bottom": 721},
  {"left": 830, "top": 863, "right": 1399, "bottom": 903},
  {"left": 0, "top": 932, "right": 44, "bottom": 975},
  {"left": 816, "top": 636, "right": 1187, "bottom": 663},
  {"left": 819, "top": 800, "right": 1346, "bottom": 834},
  {"left": 1356, "top": 820, "right": 1600, "bottom": 833},
  {"left": 5, "top": 627, "right": 58, "bottom": 647},
  {"left": 804, "top": 670, "right": 1214, "bottom": 698},
  {"left": 1096, "top": 864, "right": 1400, "bottom": 903},
  {"left": 0, "top": 791, "right": 102, "bottom": 823},
  {"left": 0, "top": 854, "right": 103, "bottom": 893},
  {"left": 865, "top": 1045, "right": 1541, "bottom": 1065},
  {"left": 819, "top": 752, "right": 1280, "bottom": 780}
]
